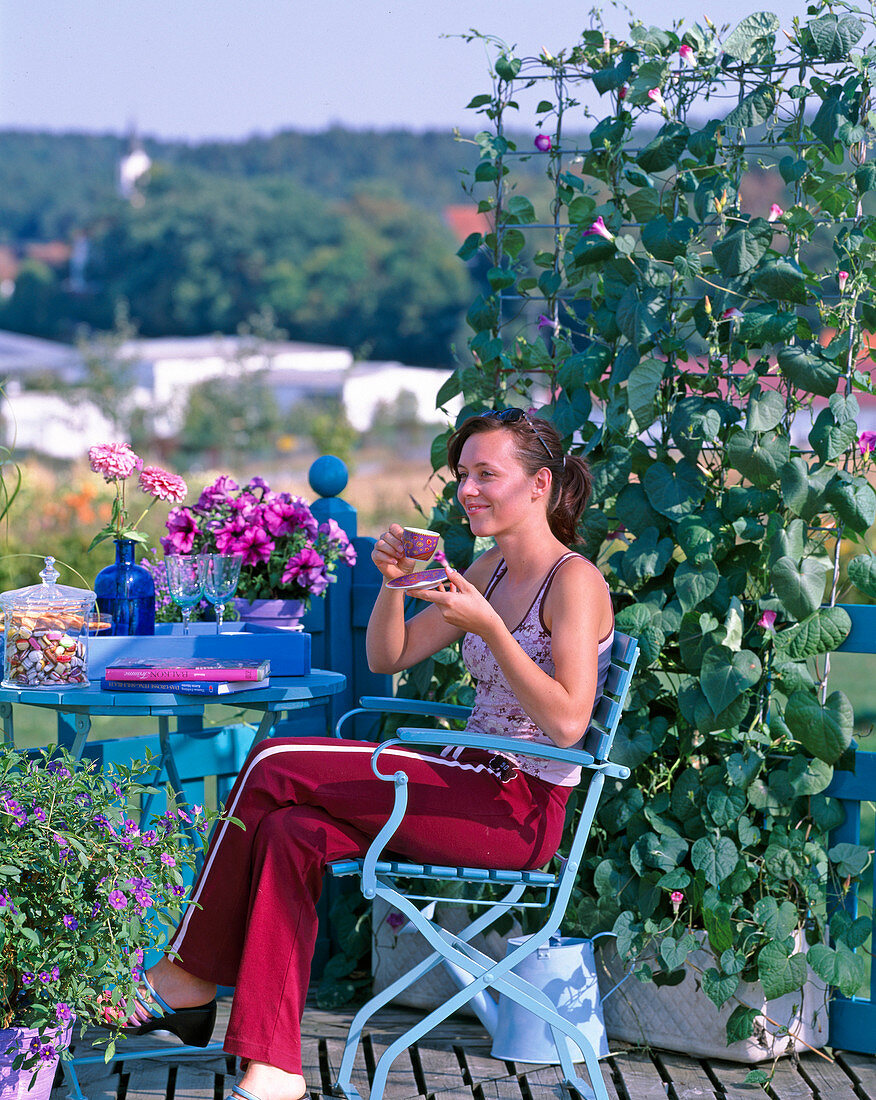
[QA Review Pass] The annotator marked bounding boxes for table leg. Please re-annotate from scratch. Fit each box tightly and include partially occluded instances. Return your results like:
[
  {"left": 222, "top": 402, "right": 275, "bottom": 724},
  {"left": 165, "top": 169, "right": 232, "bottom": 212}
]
[
  {"left": 61, "top": 712, "right": 92, "bottom": 760},
  {"left": 256, "top": 711, "right": 279, "bottom": 738},
  {"left": 0, "top": 702, "right": 12, "bottom": 746}
]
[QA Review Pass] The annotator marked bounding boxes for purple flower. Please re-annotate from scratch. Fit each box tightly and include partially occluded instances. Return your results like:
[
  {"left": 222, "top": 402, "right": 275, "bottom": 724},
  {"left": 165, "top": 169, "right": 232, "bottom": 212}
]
[
  {"left": 282, "top": 545, "right": 328, "bottom": 594},
  {"left": 721, "top": 308, "right": 744, "bottom": 323},
  {"left": 22, "top": 972, "right": 34, "bottom": 985},
  {"left": 51, "top": 966, "right": 60, "bottom": 980},
  {"left": 386, "top": 911, "right": 405, "bottom": 931},
  {"left": 108, "top": 890, "right": 127, "bottom": 910},
  {"left": 534, "top": 134, "right": 552, "bottom": 152},
  {"left": 161, "top": 853, "right": 176, "bottom": 866},
  {"left": 74, "top": 792, "right": 92, "bottom": 808},
  {"left": 219, "top": 524, "right": 275, "bottom": 567},
  {"left": 341, "top": 542, "right": 357, "bottom": 567},
  {"left": 63, "top": 915, "right": 79, "bottom": 930},
  {"left": 92, "top": 813, "right": 109, "bottom": 828},
  {"left": 195, "top": 475, "right": 239, "bottom": 513},
  {"left": 46, "top": 762, "right": 70, "bottom": 778},
  {"left": 859, "top": 431, "right": 876, "bottom": 456},
  {"left": 32, "top": 806, "right": 47, "bottom": 822},
  {"left": 264, "top": 498, "right": 318, "bottom": 538},
  {"left": 757, "top": 610, "right": 777, "bottom": 631},
  {"left": 583, "top": 216, "right": 614, "bottom": 242},
  {"left": 53, "top": 833, "right": 68, "bottom": 848},
  {"left": 38, "top": 971, "right": 51, "bottom": 983},
  {"left": 247, "top": 476, "right": 271, "bottom": 493},
  {"left": 140, "top": 830, "right": 158, "bottom": 847},
  {"left": 172, "top": 885, "right": 185, "bottom": 897},
  {"left": 536, "top": 314, "right": 555, "bottom": 331},
  {"left": 161, "top": 507, "right": 201, "bottom": 555},
  {"left": 55, "top": 1002, "right": 72, "bottom": 1021}
]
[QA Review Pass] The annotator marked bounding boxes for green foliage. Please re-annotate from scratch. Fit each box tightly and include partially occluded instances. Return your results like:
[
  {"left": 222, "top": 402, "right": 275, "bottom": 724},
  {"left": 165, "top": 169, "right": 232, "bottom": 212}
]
[{"left": 422, "top": 1, "right": 876, "bottom": 1050}]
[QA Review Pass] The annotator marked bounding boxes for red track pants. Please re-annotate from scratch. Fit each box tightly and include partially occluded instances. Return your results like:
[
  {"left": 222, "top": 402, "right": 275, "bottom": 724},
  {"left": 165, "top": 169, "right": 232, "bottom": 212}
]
[{"left": 168, "top": 737, "right": 569, "bottom": 1074}]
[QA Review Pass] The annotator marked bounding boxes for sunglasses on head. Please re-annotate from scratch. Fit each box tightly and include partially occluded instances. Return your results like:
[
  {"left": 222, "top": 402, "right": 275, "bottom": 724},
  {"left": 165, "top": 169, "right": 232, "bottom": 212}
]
[{"left": 478, "top": 408, "right": 554, "bottom": 460}]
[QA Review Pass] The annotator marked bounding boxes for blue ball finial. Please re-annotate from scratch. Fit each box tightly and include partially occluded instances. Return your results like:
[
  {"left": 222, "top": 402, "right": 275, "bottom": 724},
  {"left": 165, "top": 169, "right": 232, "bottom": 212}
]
[{"left": 309, "top": 455, "right": 348, "bottom": 498}]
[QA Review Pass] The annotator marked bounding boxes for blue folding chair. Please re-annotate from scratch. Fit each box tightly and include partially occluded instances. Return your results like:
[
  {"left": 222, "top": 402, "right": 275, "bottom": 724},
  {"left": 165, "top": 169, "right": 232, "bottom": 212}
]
[{"left": 328, "top": 631, "right": 639, "bottom": 1100}]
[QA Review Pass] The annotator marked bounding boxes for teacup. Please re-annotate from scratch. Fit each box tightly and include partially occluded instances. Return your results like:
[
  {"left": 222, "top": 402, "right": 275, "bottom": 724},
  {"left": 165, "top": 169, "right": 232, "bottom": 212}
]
[{"left": 401, "top": 527, "right": 440, "bottom": 571}]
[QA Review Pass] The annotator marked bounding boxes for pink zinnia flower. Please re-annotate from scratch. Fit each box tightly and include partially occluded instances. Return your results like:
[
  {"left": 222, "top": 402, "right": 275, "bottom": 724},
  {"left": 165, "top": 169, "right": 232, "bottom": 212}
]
[
  {"left": 534, "top": 134, "right": 552, "bottom": 152},
  {"left": 768, "top": 203, "right": 784, "bottom": 223},
  {"left": 678, "top": 44, "right": 696, "bottom": 66},
  {"left": 139, "top": 465, "right": 187, "bottom": 504},
  {"left": 757, "top": 610, "right": 777, "bottom": 631},
  {"left": 839, "top": 270, "right": 849, "bottom": 293},
  {"left": 584, "top": 216, "right": 613, "bottom": 242},
  {"left": 647, "top": 88, "right": 667, "bottom": 113},
  {"left": 858, "top": 430, "right": 876, "bottom": 456},
  {"left": 722, "top": 307, "right": 744, "bottom": 323},
  {"left": 88, "top": 442, "right": 141, "bottom": 482}
]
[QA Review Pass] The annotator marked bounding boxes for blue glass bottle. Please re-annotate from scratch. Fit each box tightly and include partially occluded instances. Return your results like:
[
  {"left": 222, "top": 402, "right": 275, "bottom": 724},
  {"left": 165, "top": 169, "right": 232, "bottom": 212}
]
[{"left": 94, "top": 539, "right": 156, "bottom": 635}]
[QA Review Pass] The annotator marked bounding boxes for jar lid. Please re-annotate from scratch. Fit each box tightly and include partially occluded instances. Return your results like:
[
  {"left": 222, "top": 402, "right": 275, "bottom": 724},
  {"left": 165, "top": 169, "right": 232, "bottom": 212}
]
[{"left": 0, "top": 557, "right": 97, "bottom": 616}]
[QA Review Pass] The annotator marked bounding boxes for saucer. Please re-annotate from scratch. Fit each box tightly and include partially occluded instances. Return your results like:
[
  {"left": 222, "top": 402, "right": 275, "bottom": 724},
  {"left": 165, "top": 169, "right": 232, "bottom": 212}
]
[{"left": 385, "top": 567, "right": 448, "bottom": 592}]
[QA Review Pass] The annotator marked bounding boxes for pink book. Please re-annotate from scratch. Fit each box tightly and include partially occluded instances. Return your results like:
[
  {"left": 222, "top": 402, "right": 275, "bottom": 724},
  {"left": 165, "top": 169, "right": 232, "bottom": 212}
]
[{"left": 104, "top": 658, "right": 270, "bottom": 682}]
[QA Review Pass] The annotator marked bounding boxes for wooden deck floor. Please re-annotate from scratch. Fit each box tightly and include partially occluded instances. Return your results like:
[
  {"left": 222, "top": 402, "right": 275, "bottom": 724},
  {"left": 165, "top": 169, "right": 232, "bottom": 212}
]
[{"left": 52, "top": 997, "right": 876, "bottom": 1100}]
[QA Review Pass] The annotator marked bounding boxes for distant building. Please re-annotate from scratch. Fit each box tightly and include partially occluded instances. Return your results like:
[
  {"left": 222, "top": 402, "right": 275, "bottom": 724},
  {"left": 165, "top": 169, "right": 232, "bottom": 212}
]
[{"left": 118, "top": 130, "right": 152, "bottom": 203}]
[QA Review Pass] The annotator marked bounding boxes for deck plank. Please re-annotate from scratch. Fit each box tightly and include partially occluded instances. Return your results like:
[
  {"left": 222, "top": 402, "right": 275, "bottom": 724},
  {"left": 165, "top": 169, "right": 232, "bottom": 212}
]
[
  {"left": 610, "top": 1049, "right": 668, "bottom": 1100},
  {"left": 795, "top": 1055, "right": 860, "bottom": 1100},
  {"left": 653, "top": 1052, "right": 718, "bottom": 1099},
  {"left": 766, "top": 1059, "right": 817, "bottom": 1100},
  {"left": 836, "top": 1051, "right": 876, "bottom": 1097},
  {"left": 699, "top": 1058, "right": 771, "bottom": 1098},
  {"left": 524, "top": 1060, "right": 623, "bottom": 1100},
  {"left": 174, "top": 1064, "right": 223, "bottom": 1100},
  {"left": 122, "top": 1061, "right": 175, "bottom": 1100}
]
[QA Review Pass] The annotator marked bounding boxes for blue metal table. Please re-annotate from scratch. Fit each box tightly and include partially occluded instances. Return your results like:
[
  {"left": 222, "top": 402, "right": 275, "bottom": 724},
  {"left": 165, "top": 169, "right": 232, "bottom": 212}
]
[{"left": 0, "top": 670, "right": 346, "bottom": 808}]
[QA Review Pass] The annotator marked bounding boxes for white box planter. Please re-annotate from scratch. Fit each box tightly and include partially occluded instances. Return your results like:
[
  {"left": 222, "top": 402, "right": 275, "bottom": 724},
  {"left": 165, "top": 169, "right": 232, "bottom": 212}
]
[{"left": 594, "top": 935, "right": 829, "bottom": 1062}]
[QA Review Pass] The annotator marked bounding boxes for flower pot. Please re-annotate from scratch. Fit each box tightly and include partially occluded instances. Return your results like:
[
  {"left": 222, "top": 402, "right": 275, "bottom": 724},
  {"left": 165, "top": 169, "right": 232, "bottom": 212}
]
[
  {"left": 594, "top": 934, "right": 829, "bottom": 1062},
  {"left": 233, "top": 598, "right": 305, "bottom": 631},
  {"left": 94, "top": 539, "right": 155, "bottom": 636},
  {"left": 0, "top": 1025, "right": 71, "bottom": 1100}
]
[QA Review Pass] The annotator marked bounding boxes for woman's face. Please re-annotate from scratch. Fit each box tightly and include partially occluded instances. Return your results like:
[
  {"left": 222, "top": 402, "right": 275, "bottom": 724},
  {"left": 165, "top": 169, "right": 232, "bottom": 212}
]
[{"left": 456, "top": 429, "right": 547, "bottom": 537}]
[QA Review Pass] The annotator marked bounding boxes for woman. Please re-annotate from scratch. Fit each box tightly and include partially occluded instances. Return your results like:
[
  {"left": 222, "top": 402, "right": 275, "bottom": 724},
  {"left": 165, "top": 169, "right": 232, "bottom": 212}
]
[{"left": 108, "top": 410, "right": 613, "bottom": 1100}]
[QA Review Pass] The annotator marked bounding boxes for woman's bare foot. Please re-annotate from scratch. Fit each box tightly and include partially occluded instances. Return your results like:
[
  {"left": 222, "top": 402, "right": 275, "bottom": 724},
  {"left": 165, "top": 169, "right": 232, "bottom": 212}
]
[
  {"left": 105, "top": 957, "right": 217, "bottom": 1026},
  {"left": 237, "top": 1061, "right": 306, "bottom": 1100}
]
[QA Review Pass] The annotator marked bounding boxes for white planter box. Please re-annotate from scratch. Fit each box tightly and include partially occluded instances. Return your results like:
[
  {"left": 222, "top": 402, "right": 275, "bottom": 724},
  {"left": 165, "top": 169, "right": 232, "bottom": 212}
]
[
  {"left": 594, "top": 935, "right": 829, "bottom": 1063},
  {"left": 372, "top": 897, "right": 519, "bottom": 1013}
]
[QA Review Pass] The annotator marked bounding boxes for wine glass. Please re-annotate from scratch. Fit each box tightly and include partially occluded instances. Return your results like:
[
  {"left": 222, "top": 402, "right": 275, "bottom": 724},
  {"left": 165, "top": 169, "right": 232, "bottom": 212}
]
[
  {"left": 202, "top": 553, "right": 242, "bottom": 633},
  {"left": 164, "top": 555, "right": 207, "bottom": 636}
]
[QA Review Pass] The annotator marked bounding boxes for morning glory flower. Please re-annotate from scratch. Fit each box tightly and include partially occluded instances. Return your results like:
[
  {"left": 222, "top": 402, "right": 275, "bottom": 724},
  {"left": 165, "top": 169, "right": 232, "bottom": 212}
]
[
  {"left": 839, "top": 271, "right": 849, "bottom": 292},
  {"left": 858, "top": 430, "right": 876, "bottom": 456},
  {"left": 757, "top": 610, "right": 777, "bottom": 631},
  {"left": 584, "top": 216, "right": 614, "bottom": 242},
  {"left": 534, "top": 134, "right": 552, "bottom": 152},
  {"left": 678, "top": 44, "right": 696, "bottom": 66},
  {"left": 722, "top": 308, "right": 744, "bottom": 323},
  {"left": 648, "top": 88, "right": 667, "bottom": 114},
  {"left": 768, "top": 203, "right": 784, "bottom": 222}
]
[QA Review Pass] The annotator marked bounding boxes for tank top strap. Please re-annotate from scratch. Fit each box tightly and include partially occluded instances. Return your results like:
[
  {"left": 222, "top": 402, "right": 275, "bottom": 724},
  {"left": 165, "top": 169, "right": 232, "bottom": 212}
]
[
  {"left": 483, "top": 557, "right": 507, "bottom": 600},
  {"left": 536, "top": 552, "right": 585, "bottom": 627}
]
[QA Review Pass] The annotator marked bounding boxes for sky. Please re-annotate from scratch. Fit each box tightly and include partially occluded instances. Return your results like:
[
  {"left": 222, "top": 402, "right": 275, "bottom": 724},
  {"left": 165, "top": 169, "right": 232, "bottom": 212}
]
[{"left": 0, "top": 0, "right": 806, "bottom": 141}]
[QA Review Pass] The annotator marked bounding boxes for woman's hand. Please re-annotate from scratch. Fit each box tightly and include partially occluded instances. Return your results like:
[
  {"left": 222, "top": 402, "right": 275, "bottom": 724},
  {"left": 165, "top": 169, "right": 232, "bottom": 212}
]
[
  {"left": 414, "top": 566, "right": 503, "bottom": 639},
  {"left": 371, "top": 523, "right": 419, "bottom": 581}
]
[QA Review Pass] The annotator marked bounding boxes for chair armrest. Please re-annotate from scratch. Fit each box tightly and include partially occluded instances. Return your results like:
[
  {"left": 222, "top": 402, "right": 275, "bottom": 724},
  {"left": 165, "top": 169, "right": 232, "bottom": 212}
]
[
  {"left": 334, "top": 696, "right": 472, "bottom": 738},
  {"left": 396, "top": 727, "right": 630, "bottom": 780}
]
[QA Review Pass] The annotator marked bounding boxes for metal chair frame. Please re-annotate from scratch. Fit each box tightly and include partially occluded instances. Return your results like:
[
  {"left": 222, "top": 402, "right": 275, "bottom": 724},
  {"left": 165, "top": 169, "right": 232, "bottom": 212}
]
[{"left": 328, "top": 631, "right": 639, "bottom": 1100}]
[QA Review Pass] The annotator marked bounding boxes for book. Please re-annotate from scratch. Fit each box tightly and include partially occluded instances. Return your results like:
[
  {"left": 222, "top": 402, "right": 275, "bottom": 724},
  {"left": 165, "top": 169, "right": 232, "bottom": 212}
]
[
  {"left": 101, "top": 677, "right": 270, "bottom": 696},
  {"left": 104, "top": 657, "right": 270, "bottom": 682}
]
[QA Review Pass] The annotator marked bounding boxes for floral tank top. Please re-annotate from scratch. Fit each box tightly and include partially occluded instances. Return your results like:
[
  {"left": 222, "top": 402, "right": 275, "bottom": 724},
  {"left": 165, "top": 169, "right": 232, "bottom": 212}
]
[{"left": 455, "top": 552, "right": 614, "bottom": 787}]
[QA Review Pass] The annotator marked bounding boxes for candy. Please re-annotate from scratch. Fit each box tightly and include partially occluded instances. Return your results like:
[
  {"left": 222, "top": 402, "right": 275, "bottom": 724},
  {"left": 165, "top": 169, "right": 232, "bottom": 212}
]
[{"left": 3, "top": 612, "right": 89, "bottom": 688}]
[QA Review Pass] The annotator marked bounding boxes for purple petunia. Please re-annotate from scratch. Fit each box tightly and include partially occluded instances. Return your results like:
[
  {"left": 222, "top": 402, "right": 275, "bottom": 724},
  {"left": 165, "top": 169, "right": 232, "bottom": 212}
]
[{"left": 282, "top": 545, "right": 328, "bottom": 595}]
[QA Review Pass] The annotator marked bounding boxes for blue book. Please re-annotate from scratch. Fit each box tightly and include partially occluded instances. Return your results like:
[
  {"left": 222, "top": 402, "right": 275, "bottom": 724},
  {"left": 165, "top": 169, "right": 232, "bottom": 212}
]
[{"left": 100, "top": 678, "right": 270, "bottom": 696}]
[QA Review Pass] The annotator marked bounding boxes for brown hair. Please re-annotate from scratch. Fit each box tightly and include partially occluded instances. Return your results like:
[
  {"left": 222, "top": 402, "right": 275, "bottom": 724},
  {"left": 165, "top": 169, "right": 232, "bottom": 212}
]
[{"left": 446, "top": 411, "right": 592, "bottom": 546}]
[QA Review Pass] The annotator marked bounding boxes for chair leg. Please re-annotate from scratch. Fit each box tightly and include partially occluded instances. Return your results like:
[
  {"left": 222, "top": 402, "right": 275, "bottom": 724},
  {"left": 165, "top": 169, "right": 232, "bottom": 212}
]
[{"left": 60, "top": 1058, "right": 86, "bottom": 1100}]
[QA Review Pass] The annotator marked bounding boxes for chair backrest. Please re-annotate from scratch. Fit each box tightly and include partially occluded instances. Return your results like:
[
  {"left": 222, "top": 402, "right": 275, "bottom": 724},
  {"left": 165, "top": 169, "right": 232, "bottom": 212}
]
[{"left": 581, "top": 630, "right": 639, "bottom": 764}]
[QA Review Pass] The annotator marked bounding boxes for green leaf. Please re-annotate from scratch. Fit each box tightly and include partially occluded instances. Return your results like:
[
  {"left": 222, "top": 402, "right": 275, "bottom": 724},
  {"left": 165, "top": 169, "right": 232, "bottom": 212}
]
[
  {"left": 727, "top": 1005, "right": 760, "bottom": 1044},
  {"left": 770, "top": 556, "right": 829, "bottom": 620},
  {"left": 702, "top": 968, "right": 739, "bottom": 1008},
  {"left": 466, "top": 94, "right": 493, "bottom": 109},
  {"left": 746, "top": 388, "right": 785, "bottom": 432},
  {"left": 616, "top": 285, "right": 666, "bottom": 348},
  {"left": 826, "top": 472, "right": 876, "bottom": 531},
  {"left": 774, "top": 606, "right": 850, "bottom": 659},
  {"left": 676, "top": 515, "right": 717, "bottom": 566},
  {"left": 673, "top": 561, "right": 720, "bottom": 613},
  {"left": 456, "top": 232, "right": 482, "bottom": 261},
  {"left": 659, "top": 932, "right": 695, "bottom": 971},
  {"left": 752, "top": 258, "right": 808, "bottom": 303},
  {"left": 435, "top": 372, "right": 462, "bottom": 407},
  {"left": 807, "top": 942, "right": 866, "bottom": 998},
  {"left": 809, "top": 412, "right": 858, "bottom": 463},
  {"left": 828, "top": 842, "right": 871, "bottom": 878},
  {"left": 808, "top": 13, "right": 865, "bottom": 61},
  {"left": 619, "top": 527, "right": 675, "bottom": 586},
  {"left": 700, "top": 646, "right": 762, "bottom": 715},
  {"left": 779, "top": 458, "right": 832, "bottom": 520},
  {"left": 627, "top": 357, "right": 665, "bottom": 428},
  {"left": 831, "top": 911, "right": 872, "bottom": 950},
  {"left": 758, "top": 943, "right": 807, "bottom": 1000},
  {"left": 777, "top": 346, "right": 841, "bottom": 397},
  {"left": 643, "top": 460, "right": 705, "bottom": 520},
  {"left": 670, "top": 397, "right": 724, "bottom": 460},
  {"left": 725, "top": 429, "right": 789, "bottom": 488},
  {"left": 590, "top": 445, "right": 633, "bottom": 500},
  {"left": 780, "top": 156, "right": 808, "bottom": 184},
  {"left": 641, "top": 216, "right": 697, "bottom": 262},
  {"left": 506, "top": 195, "right": 536, "bottom": 224},
  {"left": 753, "top": 897, "right": 799, "bottom": 940},
  {"left": 812, "top": 88, "right": 849, "bottom": 152},
  {"left": 706, "top": 787, "right": 747, "bottom": 828},
  {"left": 494, "top": 54, "right": 522, "bottom": 80},
  {"left": 847, "top": 554, "right": 876, "bottom": 599},
  {"left": 691, "top": 835, "right": 739, "bottom": 885},
  {"left": 724, "top": 84, "right": 777, "bottom": 128},
  {"left": 738, "top": 304, "right": 797, "bottom": 346},
  {"left": 614, "top": 483, "right": 662, "bottom": 535},
  {"left": 636, "top": 122, "right": 690, "bottom": 173},
  {"left": 786, "top": 754, "right": 833, "bottom": 797},
  {"left": 722, "top": 12, "right": 780, "bottom": 61},
  {"left": 784, "top": 689, "right": 854, "bottom": 764}
]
